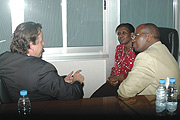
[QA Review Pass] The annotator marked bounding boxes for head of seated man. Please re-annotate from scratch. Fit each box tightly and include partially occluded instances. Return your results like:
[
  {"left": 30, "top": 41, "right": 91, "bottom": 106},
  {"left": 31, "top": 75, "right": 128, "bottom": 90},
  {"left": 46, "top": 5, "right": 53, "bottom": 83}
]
[{"left": 10, "top": 22, "right": 44, "bottom": 58}]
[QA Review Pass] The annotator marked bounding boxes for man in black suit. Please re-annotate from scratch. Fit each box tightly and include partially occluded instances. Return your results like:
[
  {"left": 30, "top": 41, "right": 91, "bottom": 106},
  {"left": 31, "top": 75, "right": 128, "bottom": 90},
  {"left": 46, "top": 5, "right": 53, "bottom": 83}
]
[{"left": 0, "top": 22, "right": 84, "bottom": 102}]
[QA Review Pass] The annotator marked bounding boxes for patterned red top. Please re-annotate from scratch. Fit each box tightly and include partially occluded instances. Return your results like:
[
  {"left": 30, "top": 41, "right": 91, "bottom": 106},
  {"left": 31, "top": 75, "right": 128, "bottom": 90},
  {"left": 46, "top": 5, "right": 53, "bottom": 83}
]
[{"left": 111, "top": 44, "right": 136, "bottom": 79}]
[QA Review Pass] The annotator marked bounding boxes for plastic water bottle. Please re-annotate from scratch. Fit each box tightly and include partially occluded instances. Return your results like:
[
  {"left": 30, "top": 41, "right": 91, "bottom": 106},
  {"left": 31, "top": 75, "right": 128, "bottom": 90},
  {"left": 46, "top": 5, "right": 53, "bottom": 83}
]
[
  {"left": 167, "top": 78, "right": 178, "bottom": 115},
  {"left": 18, "top": 90, "right": 31, "bottom": 117},
  {"left": 156, "top": 79, "right": 166, "bottom": 116}
]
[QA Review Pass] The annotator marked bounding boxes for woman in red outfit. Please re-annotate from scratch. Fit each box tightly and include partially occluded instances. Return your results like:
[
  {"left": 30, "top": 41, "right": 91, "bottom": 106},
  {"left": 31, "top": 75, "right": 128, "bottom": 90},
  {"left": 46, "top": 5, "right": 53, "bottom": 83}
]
[{"left": 91, "top": 23, "right": 136, "bottom": 98}]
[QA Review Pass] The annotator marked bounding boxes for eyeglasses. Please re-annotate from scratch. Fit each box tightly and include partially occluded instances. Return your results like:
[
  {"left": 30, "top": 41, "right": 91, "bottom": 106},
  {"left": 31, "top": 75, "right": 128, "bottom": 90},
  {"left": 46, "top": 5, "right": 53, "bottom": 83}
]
[{"left": 131, "top": 33, "right": 149, "bottom": 40}]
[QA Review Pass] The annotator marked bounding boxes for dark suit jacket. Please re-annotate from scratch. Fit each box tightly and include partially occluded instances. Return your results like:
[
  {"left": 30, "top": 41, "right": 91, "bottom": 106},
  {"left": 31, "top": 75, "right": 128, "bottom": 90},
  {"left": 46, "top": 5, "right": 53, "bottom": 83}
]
[{"left": 0, "top": 52, "right": 84, "bottom": 102}]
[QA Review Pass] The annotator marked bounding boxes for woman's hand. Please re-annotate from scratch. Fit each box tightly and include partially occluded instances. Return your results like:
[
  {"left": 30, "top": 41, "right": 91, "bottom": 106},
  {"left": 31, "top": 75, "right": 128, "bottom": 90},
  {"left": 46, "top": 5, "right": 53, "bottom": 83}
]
[
  {"left": 107, "top": 74, "right": 124, "bottom": 86},
  {"left": 107, "top": 75, "right": 119, "bottom": 86}
]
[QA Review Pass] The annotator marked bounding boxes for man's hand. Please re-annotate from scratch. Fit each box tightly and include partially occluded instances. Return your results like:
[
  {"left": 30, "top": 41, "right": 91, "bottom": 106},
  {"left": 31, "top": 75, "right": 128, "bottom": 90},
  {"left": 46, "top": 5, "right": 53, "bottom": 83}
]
[
  {"left": 64, "top": 71, "right": 74, "bottom": 84},
  {"left": 73, "top": 70, "right": 84, "bottom": 84}
]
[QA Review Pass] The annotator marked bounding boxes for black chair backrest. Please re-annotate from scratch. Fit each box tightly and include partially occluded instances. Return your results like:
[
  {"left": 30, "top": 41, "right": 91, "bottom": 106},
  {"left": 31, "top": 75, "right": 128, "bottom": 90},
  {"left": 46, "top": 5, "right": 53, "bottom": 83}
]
[
  {"left": 0, "top": 78, "right": 13, "bottom": 104},
  {"left": 158, "top": 27, "right": 179, "bottom": 62}
]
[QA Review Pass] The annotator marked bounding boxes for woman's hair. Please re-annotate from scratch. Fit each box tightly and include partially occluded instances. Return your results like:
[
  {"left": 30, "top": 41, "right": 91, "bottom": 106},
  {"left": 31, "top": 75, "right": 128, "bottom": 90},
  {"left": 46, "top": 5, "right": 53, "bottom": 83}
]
[
  {"left": 10, "top": 21, "right": 42, "bottom": 55},
  {"left": 115, "top": 23, "right": 135, "bottom": 33}
]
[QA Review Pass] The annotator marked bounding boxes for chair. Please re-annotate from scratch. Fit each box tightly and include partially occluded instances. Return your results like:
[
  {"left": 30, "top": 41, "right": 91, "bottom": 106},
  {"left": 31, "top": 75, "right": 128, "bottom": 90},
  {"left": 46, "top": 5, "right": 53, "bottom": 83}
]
[
  {"left": 158, "top": 27, "right": 179, "bottom": 62},
  {"left": 0, "top": 78, "right": 13, "bottom": 104}
]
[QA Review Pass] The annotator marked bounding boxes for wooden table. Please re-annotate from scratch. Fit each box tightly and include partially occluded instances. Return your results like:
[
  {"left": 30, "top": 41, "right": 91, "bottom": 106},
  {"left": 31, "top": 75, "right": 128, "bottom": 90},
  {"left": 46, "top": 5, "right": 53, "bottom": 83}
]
[{"left": 0, "top": 95, "right": 179, "bottom": 120}]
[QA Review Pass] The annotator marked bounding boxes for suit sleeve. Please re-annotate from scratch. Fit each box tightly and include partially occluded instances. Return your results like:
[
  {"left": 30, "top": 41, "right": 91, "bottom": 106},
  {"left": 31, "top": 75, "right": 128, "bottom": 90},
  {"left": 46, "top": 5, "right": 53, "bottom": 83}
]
[
  {"left": 117, "top": 52, "right": 156, "bottom": 97},
  {"left": 38, "top": 63, "right": 84, "bottom": 100}
]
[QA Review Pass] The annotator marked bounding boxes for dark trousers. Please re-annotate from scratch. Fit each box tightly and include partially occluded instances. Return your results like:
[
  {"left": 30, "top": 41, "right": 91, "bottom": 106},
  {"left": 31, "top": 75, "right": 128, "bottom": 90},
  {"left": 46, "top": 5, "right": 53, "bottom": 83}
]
[{"left": 90, "top": 81, "right": 120, "bottom": 98}]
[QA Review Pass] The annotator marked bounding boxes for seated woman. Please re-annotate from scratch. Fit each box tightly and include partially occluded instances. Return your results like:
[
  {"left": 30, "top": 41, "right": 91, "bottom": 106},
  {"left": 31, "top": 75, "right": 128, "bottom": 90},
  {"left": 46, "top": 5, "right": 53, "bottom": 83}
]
[{"left": 91, "top": 23, "right": 136, "bottom": 98}]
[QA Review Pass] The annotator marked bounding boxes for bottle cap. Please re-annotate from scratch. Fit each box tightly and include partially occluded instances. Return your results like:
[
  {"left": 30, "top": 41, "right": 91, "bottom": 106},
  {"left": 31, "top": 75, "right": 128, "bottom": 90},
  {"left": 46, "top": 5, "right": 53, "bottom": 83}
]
[
  {"left": 169, "top": 78, "right": 176, "bottom": 83},
  {"left": 159, "top": 79, "right": 165, "bottom": 84},
  {"left": 20, "top": 90, "right": 27, "bottom": 96}
]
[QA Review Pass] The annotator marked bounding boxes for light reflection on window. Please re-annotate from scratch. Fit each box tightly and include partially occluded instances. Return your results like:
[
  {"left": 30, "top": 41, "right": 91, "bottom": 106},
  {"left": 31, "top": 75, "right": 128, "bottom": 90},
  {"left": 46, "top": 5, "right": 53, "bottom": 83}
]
[{"left": 10, "top": 0, "right": 24, "bottom": 33}]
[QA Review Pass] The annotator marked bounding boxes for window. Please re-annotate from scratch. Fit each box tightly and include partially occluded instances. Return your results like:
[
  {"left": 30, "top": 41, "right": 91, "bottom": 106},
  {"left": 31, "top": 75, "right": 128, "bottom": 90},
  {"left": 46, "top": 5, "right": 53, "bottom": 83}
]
[
  {"left": 120, "top": 0, "right": 174, "bottom": 28},
  {"left": 24, "top": 0, "right": 63, "bottom": 48},
  {"left": 2, "top": 0, "right": 106, "bottom": 58},
  {"left": 0, "top": 0, "right": 12, "bottom": 54},
  {"left": 2, "top": 0, "right": 177, "bottom": 58},
  {"left": 23, "top": 0, "right": 104, "bottom": 57},
  {"left": 67, "top": 0, "right": 103, "bottom": 47}
]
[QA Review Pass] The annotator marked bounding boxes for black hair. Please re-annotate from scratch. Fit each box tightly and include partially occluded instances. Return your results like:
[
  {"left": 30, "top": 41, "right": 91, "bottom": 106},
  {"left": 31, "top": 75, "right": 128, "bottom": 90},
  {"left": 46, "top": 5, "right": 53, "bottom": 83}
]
[{"left": 115, "top": 23, "right": 135, "bottom": 33}]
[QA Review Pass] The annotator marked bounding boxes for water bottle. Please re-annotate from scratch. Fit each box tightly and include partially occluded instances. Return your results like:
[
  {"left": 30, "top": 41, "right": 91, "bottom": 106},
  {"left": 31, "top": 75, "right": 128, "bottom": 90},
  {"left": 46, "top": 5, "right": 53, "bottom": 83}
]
[
  {"left": 156, "top": 79, "right": 166, "bottom": 116},
  {"left": 167, "top": 78, "right": 178, "bottom": 115},
  {"left": 18, "top": 90, "right": 31, "bottom": 117}
]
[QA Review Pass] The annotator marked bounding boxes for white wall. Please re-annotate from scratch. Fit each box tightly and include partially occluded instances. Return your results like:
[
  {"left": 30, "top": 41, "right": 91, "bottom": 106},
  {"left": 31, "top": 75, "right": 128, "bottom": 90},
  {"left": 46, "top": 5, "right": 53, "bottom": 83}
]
[{"left": 49, "top": 60, "right": 106, "bottom": 98}]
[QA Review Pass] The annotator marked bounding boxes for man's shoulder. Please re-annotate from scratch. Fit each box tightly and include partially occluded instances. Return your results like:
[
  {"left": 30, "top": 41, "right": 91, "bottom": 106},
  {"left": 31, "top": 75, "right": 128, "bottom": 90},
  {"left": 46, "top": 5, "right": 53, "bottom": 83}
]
[
  {"left": 135, "top": 51, "right": 151, "bottom": 60},
  {"left": 0, "top": 51, "right": 51, "bottom": 67},
  {"left": 26, "top": 55, "right": 54, "bottom": 68},
  {"left": 0, "top": 51, "right": 11, "bottom": 57},
  {"left": 22, "top": 54, "right": 56, "bottom": 73}
]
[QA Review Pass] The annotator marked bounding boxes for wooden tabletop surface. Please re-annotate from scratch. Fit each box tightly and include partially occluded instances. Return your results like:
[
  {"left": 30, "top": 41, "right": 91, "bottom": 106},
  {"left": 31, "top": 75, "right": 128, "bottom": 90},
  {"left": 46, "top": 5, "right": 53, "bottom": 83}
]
[{"left": 0, "top": 95, "right": 179, "bottom": 120}]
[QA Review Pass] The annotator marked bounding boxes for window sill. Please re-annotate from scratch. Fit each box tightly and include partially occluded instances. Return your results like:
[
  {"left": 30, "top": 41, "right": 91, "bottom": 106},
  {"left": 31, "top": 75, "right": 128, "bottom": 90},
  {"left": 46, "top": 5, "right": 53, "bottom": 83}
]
[{"left": 42, "top": 53, "right": 109, "bottom": 61}]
